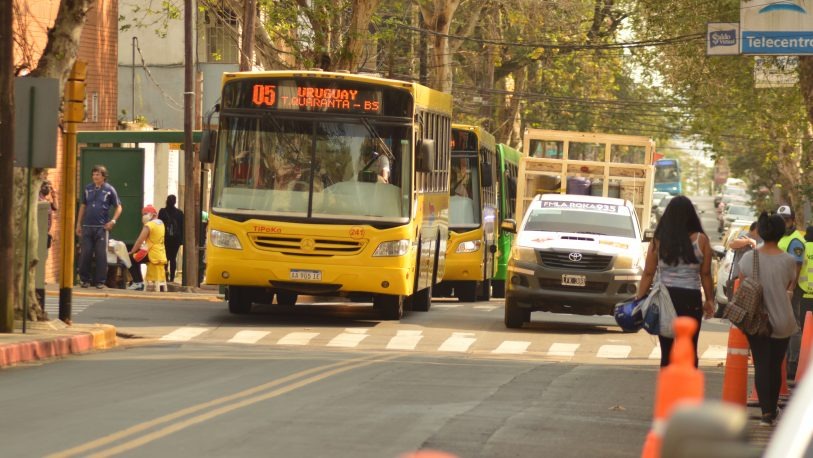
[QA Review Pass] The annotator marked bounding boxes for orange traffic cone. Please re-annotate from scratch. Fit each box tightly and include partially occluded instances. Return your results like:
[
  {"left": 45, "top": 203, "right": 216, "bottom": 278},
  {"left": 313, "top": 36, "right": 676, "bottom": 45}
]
[
  {"left": 780, "top": 358, "right": 791, "bottom": 399},
  {"left": 641, "top": 317, "right": 705, "bottom": 458},
  {"left": 721, "top": 325, "right": 750, "bottom": 406},
  {"left": 796, "top": 311, "right": 813, "bottom": 383}
]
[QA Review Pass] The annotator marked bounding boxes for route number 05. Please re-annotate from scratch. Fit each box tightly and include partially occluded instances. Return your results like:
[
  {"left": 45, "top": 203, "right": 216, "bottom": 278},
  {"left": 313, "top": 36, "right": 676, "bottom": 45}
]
[{"left": 252, "top": 84, "right": 277, "bottom": 106}]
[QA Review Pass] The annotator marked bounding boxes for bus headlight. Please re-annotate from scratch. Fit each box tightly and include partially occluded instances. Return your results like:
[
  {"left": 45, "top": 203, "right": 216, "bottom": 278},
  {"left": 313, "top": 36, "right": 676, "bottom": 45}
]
[
  {"left": 456, "top": 240, "right": 482, "bottom": 253},
  {"left": 210, "top": 230, "right": 243, "bottom": 250},
  {"left": 373, "top": 240, "right": 410, "bottom": 257}
]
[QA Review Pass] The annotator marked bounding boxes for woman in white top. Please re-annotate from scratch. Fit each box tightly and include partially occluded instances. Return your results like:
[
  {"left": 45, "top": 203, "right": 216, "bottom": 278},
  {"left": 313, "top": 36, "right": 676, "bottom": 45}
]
[{"left": 737, "top": 212, "right": 798, "bottom": 426}]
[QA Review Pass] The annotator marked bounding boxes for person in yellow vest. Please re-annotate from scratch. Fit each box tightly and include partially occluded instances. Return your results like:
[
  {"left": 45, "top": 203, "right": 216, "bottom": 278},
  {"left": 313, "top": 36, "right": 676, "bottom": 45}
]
[
  {"left": 790, "top": 225, "right": 813, "bottom": 380},
  {"left": 777, "top": 205, "right": 805, "bottom": 379},
  {"left": 126, "top": 205, "right": 168, "bottom": 291}
]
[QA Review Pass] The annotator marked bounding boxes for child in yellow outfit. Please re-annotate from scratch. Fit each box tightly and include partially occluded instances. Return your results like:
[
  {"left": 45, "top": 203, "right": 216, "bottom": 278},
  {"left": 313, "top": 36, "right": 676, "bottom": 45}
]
[{"left": 127, "top": 205, "right": 168, "bottom": 291}]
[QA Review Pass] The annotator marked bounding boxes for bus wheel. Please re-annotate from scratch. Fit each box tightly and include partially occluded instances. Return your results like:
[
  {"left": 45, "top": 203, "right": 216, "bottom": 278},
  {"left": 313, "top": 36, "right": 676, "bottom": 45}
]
[
  {"left": 410, "top": 285, "right": 432, "bottom": 312},
  {"left": 456, "top": 281, "right": 478, "bottom": 302},
  {"left": 228, "top": 287, "right": 253, "bottom": 314},
  {"left": 504, "top": 297, "right": 529, "bottom": 328},
  {"left": 374, "top": 294, "right": 404, "bottom": 320},
  {"left": 276, "top": 291, "right": 298, "bottom": 306},
  {"left": 478, "top": 279, "right": 492, "bottom": 301},
  {"left": 492, "top": 280, "right": 506, "bottom": 298}
]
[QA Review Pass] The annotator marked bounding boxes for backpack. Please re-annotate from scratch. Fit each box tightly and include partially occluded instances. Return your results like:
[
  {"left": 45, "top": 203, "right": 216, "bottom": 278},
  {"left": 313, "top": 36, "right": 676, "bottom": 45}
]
[{"left": 164, "top": 211, "right": 180, "bottom": 240}]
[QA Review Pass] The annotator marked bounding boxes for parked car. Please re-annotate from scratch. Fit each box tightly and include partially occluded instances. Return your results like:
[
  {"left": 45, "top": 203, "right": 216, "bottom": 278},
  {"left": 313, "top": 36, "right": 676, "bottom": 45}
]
[
  {"left": 724, "top": 204, "right": 757, "bottom": 229},
  {"left": 654, "top": 195, "right": 674, "bottom": 224}
]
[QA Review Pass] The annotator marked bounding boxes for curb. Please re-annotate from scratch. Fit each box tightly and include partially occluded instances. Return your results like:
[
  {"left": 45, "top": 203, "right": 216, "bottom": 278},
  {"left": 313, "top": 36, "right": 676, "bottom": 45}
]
[
  {"left": 0, "top": 323, "right": 117, "bottom": 369},
  {"left": 45, "top": 290, "right": 222, "bottom": 302}
]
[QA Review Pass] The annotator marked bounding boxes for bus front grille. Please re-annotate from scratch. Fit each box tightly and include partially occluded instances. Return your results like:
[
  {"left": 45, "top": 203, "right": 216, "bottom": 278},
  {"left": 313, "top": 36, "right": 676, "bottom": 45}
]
[{"left": 250, "top": 234, "right": 366, "bottom": 256}]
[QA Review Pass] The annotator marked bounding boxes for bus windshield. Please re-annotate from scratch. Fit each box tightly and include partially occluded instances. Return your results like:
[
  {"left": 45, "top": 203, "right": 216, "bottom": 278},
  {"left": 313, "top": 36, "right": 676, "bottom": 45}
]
[
  {"left": 212, "top": 115, "right": 412, "bottom": 223},
  {"left": 449, "top": 155, "right": 481, "bottom": 228},
  {"left": 654, "top": 162, "right": 679, "bottom": 183}
]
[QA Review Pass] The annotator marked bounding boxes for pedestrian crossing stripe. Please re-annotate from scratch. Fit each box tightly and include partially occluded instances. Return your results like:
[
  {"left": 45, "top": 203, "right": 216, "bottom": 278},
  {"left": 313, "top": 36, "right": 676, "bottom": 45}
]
[
  {"left": 43, "top": 297, "right": 105, "bottom": 317},
  {"left": 154, "top": 327, "right": 730, "bottom": 361}
]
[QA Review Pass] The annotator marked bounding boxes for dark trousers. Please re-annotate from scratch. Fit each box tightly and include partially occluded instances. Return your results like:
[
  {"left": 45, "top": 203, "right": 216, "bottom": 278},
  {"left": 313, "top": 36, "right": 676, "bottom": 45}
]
[
  {"left": 747, "top": 334, "right": 790, "bottom": 418},
  {"left": 79, "top": 227, "right": 108, "bottom": 285},
  {"left": 788, "top": 288, "right": 811, "bottom": 379},
  {"left": 658, "top": 287, "right": 703, "bottom": 367},
  {"left": 165, "top": 241, "right": 181, "bottom": 282},
  {"left": 128, "top": 253, "right": 152, "bottom": 283}
]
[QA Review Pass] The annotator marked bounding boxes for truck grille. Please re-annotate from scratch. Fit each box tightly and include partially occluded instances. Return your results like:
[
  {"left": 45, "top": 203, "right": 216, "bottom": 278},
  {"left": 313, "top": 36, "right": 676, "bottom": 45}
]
[
  {"left": 249, "top": 234, "right": 365, "bottom": 256},
  {"left": 537, "top": 251, "right": 613, "bottom": 271},
  {"left": 537, "top": 278, "right": 608, "bottom": 293}
]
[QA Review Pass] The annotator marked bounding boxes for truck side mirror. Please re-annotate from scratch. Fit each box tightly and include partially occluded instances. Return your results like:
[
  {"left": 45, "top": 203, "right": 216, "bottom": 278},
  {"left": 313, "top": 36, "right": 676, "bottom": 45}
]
[
  {"left": 199, "top": 129, "right": 217, "bottom": 163},
  {"left": 481, "top": 163, "right": 493, "bottom": 187},
  {"left": 501, "top": 219, "right": 517, "bottom": 233},
  {"left": 417, "top": 139, "right": 435, "bottom": 173}
]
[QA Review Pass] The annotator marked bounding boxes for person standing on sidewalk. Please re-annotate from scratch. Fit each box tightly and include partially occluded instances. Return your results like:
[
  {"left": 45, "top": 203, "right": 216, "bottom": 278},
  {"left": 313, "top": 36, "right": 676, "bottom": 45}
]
[
  {"left": 39, "top": 179, "right": 57, "bottom": 250},
  {"left": 790, "top": 225, "right": 813, "bottom": 380},
  {"left": 737, "top": 212, "right": 799, "bottom": 426},
  {"left": 158, "top": 195, "right": 184, "bottom": 283},
  {"left": 76, "top": 165, "right": 122, "bottom": 289},
  {"left": 777, "top": 205, "right": 806, "bottom": 380},
  {"left": 637, "top": 195, "right": 715, "bottom": 367}
]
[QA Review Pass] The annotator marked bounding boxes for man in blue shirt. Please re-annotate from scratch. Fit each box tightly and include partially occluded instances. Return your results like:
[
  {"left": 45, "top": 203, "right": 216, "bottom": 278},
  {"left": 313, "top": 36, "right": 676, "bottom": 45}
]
[{"left": 75, "top": 165, "right": 123, "bottom": 289}]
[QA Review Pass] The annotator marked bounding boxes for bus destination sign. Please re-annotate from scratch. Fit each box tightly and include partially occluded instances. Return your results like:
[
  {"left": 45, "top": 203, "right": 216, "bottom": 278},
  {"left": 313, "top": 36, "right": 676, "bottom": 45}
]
[{"left": 249, "top": 83, "right": 382, "bottom": 114}]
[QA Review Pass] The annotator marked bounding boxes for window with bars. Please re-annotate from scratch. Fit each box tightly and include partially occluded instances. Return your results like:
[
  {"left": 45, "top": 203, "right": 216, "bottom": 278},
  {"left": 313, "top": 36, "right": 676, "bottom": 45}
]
[{"left": 203, "top": 3, "right": 239, "bottom": 63}]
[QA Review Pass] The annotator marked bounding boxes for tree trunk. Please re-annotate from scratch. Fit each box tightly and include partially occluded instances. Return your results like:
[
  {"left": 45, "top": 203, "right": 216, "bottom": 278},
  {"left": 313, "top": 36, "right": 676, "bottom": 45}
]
[
  {"left": 240, "top": 0, "right": 257, "bottom": 71},
  {"left": 334, "top": 0, "right": 381, "bottom": 71},
  {"left": 0, "top": 0, "right": 15, "bottom": 331},
  {"left": 419, "top": 0, "right": 461, "bottom": 92}
]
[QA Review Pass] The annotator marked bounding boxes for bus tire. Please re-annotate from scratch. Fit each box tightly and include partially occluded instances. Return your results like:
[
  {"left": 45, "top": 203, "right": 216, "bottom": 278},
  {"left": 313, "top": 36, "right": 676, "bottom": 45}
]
[
  {"left": 492, "top": 280, "right": 506, "bottom": 298},
  {"left": 228, "top": 287, "right": 253, "bottom": 314},
  {"left": 276, "top": 291, "right": 298, "bottom": 306},
  {"left": 456, "top": 281, "right": 478, "bottom": 302},
  {"left": 504, "top": 297, "right": 528, "bottom": 328},
  {"left": 478, "top": 279, "right": 492, "bottom": 301},
  {"left": 375, "top": 294, "right": 404, "bottom": 320},
  {"left": 410, "top": 285, "right": 432, "bottom": 312}
]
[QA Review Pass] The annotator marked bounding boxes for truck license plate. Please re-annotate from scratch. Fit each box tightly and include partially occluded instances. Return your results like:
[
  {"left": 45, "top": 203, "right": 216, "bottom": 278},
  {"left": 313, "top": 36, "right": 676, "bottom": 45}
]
[
  {"left": 561, "top": 274, "right": 586, "bottom": 287},
  {"left": 290, "top": 269, "right": 322, "bottom": 281}
]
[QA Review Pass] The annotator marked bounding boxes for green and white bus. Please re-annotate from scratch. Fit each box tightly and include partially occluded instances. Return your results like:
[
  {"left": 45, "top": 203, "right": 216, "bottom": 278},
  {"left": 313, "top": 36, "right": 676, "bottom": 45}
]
[{"left": 492, "top": 143, "right": 522, "bottom": 298}]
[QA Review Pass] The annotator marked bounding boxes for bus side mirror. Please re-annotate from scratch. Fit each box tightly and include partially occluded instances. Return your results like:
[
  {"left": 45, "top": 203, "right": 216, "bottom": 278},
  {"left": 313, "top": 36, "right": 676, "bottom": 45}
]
[
  {"left": 481, "top": 163, "right": 493, "bottom": 187},
  {"left": 417, "top": 139, "right": 435, "bottom": 173},
  {"left": 501, "top": 219, "right": 517, "bottom": 233},
  {"left": 200, "top": 129, "right": 217, "bottom": 163}
]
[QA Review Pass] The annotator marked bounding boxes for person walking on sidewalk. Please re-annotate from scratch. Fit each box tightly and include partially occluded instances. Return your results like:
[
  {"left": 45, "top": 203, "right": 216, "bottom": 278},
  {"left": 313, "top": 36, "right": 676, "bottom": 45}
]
[
  {"left": 127, "top": 205, "right": 168, "bottom": 291},
  {"left": 737, "top": 212, "right": 799, "bottom": 426},
  {"left": 637, "top": 195, "right": 715, "bottom": 367},
  {"left": 791, "top": 225, "right": 813, "bottom": 380},
  {"left": 777, "top": 205, "right": 806, "bottom": 380},
  {"left": 76, "top": 165, "right": 122, "bottom": 289},
  {"left": 158, "top": 195, "right": 184, "bottom": 283}
]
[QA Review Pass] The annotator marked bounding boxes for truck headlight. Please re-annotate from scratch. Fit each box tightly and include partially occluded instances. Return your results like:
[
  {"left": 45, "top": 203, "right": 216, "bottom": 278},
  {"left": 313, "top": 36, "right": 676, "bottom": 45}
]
[
  {"left": 456, "top": 240, "right": 482, "bottom": 253},
  {"left": 210, "top": 229, "right": 243, "bottom": 250},
  {"left": 511, "top": 246, "right": 537, "bottom": 263},
  {"left": 373, "top": 240, "right": 410, "bottom": 257}
]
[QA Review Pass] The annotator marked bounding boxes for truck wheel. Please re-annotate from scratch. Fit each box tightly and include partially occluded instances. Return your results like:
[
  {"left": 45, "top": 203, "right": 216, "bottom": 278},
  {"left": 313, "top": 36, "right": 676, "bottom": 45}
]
[
  {"left": 374, "top": 294, "right": 404, "bottom": 320},
  {"left": 504, "top": 297, "right": 529, "bottom": 328},
  {"left": 456, "top": 281, "right": 478, "bottom": 302},
  {"left": 478, "top": 279, "right": 492, "bottom": 301},
  {"left": 228, "top": 287, "right": 253, "bottom": 314},
  {"left": 492, "top": 280, "right": 506, "bottom": 298},
  {"left": 276, "top": 291, "right": 298, "bottom": 306}
]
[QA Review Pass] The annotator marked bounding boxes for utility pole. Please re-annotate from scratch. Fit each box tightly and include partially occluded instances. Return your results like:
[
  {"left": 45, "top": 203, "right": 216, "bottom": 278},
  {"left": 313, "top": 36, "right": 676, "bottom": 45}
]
[
  {"left": 183, "top": 0, "right": 199, "bottom": 287},
  {"left": 240, "top": 0, "right": 257, "bottom": 71},
  {"left": 0, "top": 0, "right": 14, "bottom": 332}
]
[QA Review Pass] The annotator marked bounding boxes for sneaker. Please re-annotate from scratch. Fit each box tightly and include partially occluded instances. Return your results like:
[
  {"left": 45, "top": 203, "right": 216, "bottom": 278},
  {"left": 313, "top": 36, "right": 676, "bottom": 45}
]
[
  {"left": 127, "top": 282, "right": 144, "bottom": 291},
  {"left": 80, "top": 282, "right": 90, "bottom": 288},
  {"left": 759, "top": 413, "right": 776, "bottom": 427},
  {"left": 95, "top": 284, "right": 106, "bottom": 290}
]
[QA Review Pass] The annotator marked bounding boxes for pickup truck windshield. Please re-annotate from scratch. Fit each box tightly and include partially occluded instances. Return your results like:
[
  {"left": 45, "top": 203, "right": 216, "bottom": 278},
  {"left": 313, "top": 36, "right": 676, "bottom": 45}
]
[{"left": 524, "top": 207, "right": 637, "bottom": 239}]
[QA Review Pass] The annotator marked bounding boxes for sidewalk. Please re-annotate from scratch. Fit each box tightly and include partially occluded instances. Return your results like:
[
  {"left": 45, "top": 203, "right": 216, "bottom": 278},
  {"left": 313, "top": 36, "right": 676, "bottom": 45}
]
[{"left": 1, "top": 283, "right": 222, "bottom": 369}]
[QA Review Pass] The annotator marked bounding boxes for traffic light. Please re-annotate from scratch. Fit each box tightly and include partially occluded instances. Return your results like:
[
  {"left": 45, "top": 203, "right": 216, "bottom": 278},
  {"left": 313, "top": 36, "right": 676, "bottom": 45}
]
[{"left": 64, "top": 61, "right": 87, "bottom": 123}]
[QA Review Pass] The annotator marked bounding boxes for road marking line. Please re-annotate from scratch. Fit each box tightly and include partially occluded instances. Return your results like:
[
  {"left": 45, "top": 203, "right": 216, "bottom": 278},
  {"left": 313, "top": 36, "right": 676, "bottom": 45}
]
[
  {"left": 159, "top": 327, "right": 209, "bottom": 342},
  {"left": 701, "top": 345, "right": 728, "bottom": 360},
  {"left": 327, "top": 329, "right": 369, "bottom": 348},
  {"left": 597, "top": 345, "right": 632, "bottom": 359},
  {"left": 386, "top": 330, "right": 423, "bottom": 350},
  {"left": 438, "top": 332, "right": 476, "bottom": 352},
  {"left": 227, "top": 330, "right": 270, "bottom": 345},
  {"left": 276, "top": 332, "right": 319, "bottom": 346},
  {"left": 547, "top": 343, "right": 580, "bottom": 358},
  {"left": 433, "top": 303, "right": 464, "bottom": 309},
  {"left": 492, "top": 341, "right": 530, "bottom": 354},
  {"left": 474, "top": 305, "right": 499, "bottom": 312},
  {"left": 649, "top": 345, "right": 661, "bottom": 360}
]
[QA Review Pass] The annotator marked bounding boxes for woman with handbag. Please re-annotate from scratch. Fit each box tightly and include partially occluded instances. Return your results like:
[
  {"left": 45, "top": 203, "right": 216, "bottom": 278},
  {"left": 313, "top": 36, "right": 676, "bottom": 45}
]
[
  {"left": 637, "top": 196, "right": 715, "bottom": 367},
  {"left": 736, "top": 213, "right": 798, "bottom": 426}
]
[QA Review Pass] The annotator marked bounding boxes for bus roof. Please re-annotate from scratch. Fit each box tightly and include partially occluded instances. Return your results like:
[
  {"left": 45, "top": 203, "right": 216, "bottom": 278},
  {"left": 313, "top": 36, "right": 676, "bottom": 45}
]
[
  {"left": 497, "top": 143, "right": 523, "bottom": 164},
  {"left": 452, "top": 124, "right": 496, "bottom": 151}
]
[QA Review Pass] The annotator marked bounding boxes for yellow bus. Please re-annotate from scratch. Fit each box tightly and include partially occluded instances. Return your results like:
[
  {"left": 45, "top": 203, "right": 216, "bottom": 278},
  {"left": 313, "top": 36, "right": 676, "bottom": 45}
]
[
  {"left": 199, "top": 70, "right": 452, "bottom": 319},
  {"left": 433, "top": 124, "right": 498, "bottom": 302}
]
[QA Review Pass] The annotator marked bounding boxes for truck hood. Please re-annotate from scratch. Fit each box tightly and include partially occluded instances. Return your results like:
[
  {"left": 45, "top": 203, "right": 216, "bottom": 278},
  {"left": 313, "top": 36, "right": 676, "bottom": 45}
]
[{"left": 516, "top": 231, "right": 641, "bottom": 256}]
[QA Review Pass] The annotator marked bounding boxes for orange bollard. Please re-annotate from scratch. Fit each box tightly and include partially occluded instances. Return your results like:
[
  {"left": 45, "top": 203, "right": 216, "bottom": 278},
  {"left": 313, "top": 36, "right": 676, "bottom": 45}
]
[
  {"left": 721, "top": 325, "right": 750, "bottom": 405},
  {"left": 641, "top": 317, "right": 705, "bottom": 458},
  {"left": 796, "top": 311, "right": 813, "bottom": 383},
  {"left": 400, "top": 451, "right": 459, "bottom": 458}
]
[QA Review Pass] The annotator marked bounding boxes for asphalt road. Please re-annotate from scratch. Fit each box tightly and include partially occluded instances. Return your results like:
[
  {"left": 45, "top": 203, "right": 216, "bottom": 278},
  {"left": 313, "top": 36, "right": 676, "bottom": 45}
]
[{"left": 1, "top": 194, "right": 730, "bottom": 457}]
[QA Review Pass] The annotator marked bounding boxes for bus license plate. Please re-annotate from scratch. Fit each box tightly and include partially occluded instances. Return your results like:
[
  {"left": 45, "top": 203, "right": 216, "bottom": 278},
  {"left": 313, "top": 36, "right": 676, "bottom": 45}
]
[
  {"left": 561, "top": 274, "right": 586, "bottom": 287},
  {"left": 290, "top": 269, "right": 322, "bottom": 281}
]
